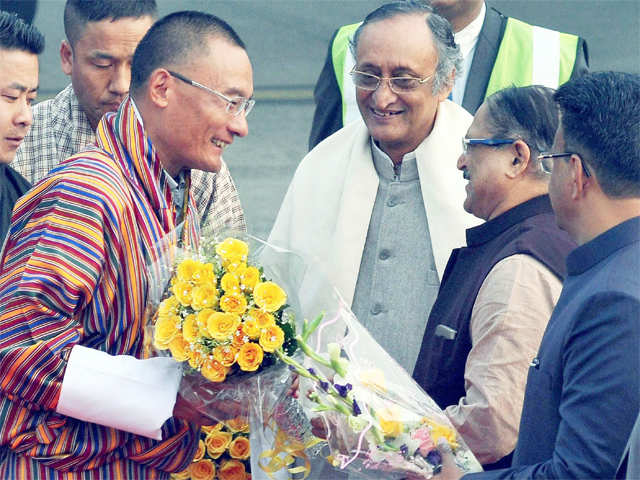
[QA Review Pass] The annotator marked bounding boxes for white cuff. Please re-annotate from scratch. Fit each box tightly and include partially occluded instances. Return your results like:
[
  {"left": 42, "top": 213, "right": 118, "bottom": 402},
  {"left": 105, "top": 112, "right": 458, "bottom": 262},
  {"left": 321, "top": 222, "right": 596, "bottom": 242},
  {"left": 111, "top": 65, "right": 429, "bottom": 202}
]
[{"left": 56, "top": 345, "right": 182, "bottom": 440}]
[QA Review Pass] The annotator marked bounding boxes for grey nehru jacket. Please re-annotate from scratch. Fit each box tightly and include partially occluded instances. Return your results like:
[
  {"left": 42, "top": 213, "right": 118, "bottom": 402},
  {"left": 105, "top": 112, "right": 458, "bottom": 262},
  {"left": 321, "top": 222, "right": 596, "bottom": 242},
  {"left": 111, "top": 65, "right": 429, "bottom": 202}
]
[{"left": 351, "top": 139, "right": 440, "bottom": 373}]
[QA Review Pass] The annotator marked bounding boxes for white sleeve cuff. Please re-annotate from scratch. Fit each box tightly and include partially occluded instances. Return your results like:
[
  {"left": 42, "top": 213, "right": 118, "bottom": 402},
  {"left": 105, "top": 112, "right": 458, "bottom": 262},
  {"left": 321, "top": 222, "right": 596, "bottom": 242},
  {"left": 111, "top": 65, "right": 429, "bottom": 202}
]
[{"left": 56, "top": 345, "right": 182, "bottom": 440}]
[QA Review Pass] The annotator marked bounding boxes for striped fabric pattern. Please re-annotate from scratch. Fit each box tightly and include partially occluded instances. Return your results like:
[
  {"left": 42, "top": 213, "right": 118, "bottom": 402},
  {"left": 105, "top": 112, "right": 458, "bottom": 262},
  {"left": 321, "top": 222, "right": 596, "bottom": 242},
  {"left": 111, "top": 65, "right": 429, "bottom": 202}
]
[{"left": 0, "top": 98, "right": 200, "bottom": 479}]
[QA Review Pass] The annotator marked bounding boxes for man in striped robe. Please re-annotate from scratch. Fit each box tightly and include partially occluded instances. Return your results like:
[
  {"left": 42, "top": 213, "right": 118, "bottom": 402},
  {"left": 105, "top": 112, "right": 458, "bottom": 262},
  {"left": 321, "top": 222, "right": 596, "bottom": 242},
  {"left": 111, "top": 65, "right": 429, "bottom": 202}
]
[{"left": 0, "top": 11, "right": 254, "bottom": 479}]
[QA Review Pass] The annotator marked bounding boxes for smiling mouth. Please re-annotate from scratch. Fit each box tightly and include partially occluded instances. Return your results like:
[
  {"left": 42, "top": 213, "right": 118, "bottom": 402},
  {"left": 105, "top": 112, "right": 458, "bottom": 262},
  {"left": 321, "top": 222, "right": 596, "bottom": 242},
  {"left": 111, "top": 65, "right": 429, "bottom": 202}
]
[
  {"left": 370, "top": 107, "right": 403, "bottom": 117},
  {"left": 211, "top": 138, "right": 229, "bottom": 149}
]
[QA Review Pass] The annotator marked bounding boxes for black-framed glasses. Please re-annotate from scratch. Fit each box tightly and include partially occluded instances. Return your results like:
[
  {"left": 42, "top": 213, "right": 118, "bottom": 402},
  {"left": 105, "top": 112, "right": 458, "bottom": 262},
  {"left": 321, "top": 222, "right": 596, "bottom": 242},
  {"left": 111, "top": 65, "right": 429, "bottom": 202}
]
[
  {"left": 350, "top": 68, "right": 434, "bottom": 94},
  {"left": 167, "top": 70, "right": 255, "bottom": 117},
  {"left": 462, "top": 137, "right": 517, "bottom": 154},
  {"left": 537, "top": 152, "right": 591, "bottom": 177}
]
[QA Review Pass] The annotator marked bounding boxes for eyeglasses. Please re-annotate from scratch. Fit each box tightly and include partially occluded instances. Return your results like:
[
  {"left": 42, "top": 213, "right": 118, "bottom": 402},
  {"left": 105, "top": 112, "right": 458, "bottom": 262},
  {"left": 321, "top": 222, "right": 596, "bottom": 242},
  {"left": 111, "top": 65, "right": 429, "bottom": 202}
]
[
  {"left": 350, "top": 68, "right": 434, "bottom": 94},
  {"left": 537, "top": 152, "right": 591, "bottom": 177},
  {"left": 462, "top": 138, "right": 517, "bottom": 154},
  {"left": 167, "top": 70, "right": 255, "bottom": 117}
]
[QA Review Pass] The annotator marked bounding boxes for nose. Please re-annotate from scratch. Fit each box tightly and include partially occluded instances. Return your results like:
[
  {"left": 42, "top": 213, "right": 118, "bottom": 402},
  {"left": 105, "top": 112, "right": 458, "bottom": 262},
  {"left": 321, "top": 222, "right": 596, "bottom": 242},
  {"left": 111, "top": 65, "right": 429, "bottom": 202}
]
[
  {"left": 14, "top": 98, "right": 33, "bottom": 128},
  {"left": 109, "top": 63, "right": 130, "bottom": 96},
  {"left": 229, "top": 111, "right": 249, "bottom": 138},
  {"left": 371, "top": 78, "right": 397, "bottom": 107},
  {"left": 457, "top": 152, "right": 467, "bottom": 171}
]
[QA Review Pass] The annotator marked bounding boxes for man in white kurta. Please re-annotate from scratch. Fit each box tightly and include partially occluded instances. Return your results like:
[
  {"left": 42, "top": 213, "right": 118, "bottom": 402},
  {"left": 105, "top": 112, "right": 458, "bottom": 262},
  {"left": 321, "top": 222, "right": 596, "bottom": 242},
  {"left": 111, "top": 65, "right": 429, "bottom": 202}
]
[{"left": 269, "top": 5, "right": 479, "bottom": 377}]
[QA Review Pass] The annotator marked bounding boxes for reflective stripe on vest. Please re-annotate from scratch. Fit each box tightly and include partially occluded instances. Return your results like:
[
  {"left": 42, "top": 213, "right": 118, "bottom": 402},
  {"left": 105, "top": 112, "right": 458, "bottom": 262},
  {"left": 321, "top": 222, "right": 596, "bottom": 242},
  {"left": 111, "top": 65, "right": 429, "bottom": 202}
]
[
  {"left": 485, "top": 17, "right": 579, "bottom": 98},
  {"left": 332, "top": 22, "right": 360, "bottom": 125}
]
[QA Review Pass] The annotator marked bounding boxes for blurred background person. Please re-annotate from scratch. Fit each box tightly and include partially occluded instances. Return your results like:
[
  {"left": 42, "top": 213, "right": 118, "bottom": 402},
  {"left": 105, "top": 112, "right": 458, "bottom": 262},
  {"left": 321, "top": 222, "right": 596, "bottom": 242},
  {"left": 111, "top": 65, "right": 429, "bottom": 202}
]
[{"left": 0, "top": 11, "right": 43, "bottom": 243}]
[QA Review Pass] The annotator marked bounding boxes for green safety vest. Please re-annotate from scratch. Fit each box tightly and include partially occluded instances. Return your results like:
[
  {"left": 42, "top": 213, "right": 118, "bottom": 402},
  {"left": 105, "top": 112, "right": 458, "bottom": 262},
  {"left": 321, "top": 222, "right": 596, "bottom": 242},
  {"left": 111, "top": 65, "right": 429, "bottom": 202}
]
[{"left": 332, "top": 17, "right": 579, "bottom": 122}]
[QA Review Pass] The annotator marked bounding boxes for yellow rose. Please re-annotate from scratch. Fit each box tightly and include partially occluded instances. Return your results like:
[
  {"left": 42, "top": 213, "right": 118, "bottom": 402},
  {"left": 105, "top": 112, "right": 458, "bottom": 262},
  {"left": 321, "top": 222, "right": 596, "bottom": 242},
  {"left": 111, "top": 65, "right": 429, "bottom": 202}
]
[
  {"left": 220, "top": 272, "right": 241, "bottom": 293},
  {"left": 197, "top": 308, "right": 216, "bottom": 331},
  {"left": 228, "top": 436, "right": 251, "bottom": 460},
  {"left": 193, "top": 438, "right": 206, "bottom": 462},
  {"left": 187, "top": 348, "right": 205, "bottom": 369},
  {"left": 225, "top": 417, "right": 249, "bottom": 433},
  {"left": 192, "top": 262, "right": 216, "bottom": 286},
  {"left": 219, "top": 293, "right": 248, "bottom": 315},
  {"left": 218, "top": 459, "right": 247, "bottom": 480},
  {"left": 237, "top": 342, "right": 264, "bottom": 372},
  {"left": 201, "top": 358, "right": 229, "bottom": 382},
  {"left": 253, "top": 282, "right": 287, "bottom": 312},
  {"left": 377, "top": 408, "right": 404, "bottom": 438},
  {"left": 239, "top": 266, "right": 260, "bottom": 292},
  {"left": 241, "top": 319, "right": 260, "bottom": 340},
  {"left": 154, "top": 314, "right": 180, "bottom": 349},
  {"left": 172, "top": 280, "right": 193, "bottom": 306},
  {"left": 177, "top": 258, "right": 200, "bottom": 282},
  {"left": 213, "top": 344, "right": 239, "bottom": 367},
  {"left": 191, "top": 284, "right": 219, "bottom": 310},
  {"left": 168, "top": 335, "right": 190, "bottom": 361},
  {"left": 215, "top": 238, "right": 249, "bottom": 267},
  {"left": 259, "top": 325, "right": 285, "bottom": 353},
  {"left": 207, "top": 312, "right": 241, "bottom": 341},
  {"left": 190, "top": 458, "right": 216, "bottom": 480},
  {"left": 232, "top": 326, "right": 250, "bottom": 348},
  {"left": 423, "top": 418, "right": 459, "bottom": 449},
  {"left": 158, "top": 295, "right": 179, "bottom": 316},
  {"left": 182, "top": 313, "right": 200, "bottom": 343},
  {"left": 201, "top": 423, "right": 224, "bottom": 435},
  {"left": 246, "top": 308, "right": 275, "bottom": 329},
  {"left": 205, "top": 429, "right": 233, "bottom": 458}
]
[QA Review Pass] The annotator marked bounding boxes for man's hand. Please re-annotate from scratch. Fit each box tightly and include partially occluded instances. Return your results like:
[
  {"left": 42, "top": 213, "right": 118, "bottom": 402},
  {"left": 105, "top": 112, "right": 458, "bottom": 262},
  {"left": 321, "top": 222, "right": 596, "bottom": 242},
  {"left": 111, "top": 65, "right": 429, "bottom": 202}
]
[
  {"left": 437, "top": 441, "right": 465, "bottom": 480},
  {"left": 173, "top": 392, "right": 220, "bottom": 425}
]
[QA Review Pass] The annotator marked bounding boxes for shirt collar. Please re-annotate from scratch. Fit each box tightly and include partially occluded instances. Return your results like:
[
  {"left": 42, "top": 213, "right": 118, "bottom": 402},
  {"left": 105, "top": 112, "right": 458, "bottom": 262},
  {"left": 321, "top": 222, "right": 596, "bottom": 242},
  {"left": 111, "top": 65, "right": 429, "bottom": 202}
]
[
  {"left": 370, "top": 138, "right": 419, "bottom": 181},
  {"left": 466, "top": 195, "right": 554, "bottom": 246},
  {"left": 566, "top": 216, "right": 640, "bottom": 276},
  {"left": 454, "top": 2, "right": 486, "bottom": 58}
]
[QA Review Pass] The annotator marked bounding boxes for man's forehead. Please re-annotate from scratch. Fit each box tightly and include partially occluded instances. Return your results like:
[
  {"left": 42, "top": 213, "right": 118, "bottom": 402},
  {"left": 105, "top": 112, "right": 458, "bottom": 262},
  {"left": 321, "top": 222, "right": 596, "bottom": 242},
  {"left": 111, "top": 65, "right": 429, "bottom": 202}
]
[
  {"left": 74, "top": 15, "right": 153, "bottom": 50},
  {"left": 0, "top": 48, "right": 39, "bottom": 90}
]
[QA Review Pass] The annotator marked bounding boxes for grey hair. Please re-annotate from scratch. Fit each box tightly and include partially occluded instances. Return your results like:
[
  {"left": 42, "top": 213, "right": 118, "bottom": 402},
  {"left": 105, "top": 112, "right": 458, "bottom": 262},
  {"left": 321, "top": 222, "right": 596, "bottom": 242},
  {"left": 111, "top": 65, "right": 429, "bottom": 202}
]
[
  {"left": 484, "top": 85, "right": 560, "bottom": 180},
  {"left": 349, "top": 0, "right": 461, "bottom": 95}
]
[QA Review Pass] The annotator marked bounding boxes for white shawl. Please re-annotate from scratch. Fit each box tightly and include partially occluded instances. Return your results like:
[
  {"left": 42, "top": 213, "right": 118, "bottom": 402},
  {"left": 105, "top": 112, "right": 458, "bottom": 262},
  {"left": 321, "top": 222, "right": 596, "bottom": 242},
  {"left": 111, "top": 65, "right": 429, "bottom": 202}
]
[{"left": 269, "top": 100, "right": 480, "bottom": 306}]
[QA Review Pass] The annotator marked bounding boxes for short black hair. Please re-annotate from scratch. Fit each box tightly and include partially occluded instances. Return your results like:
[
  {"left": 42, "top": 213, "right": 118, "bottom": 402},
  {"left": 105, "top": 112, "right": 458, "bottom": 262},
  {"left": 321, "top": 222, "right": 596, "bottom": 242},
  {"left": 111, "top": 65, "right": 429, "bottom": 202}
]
[
  {"left": 350, "top": 0, "right": 461, "bottom": 95},
  {"left": 130, "top": 11, "right": 246, "bottom": 96},
  {"left": 485, "top": 85, "right": 559, "bottom": 179},
  {"left": 554, "top": 71, "right": 640, "bottom": 198},
  {"left": 63, "top": 0, "right": 157, "bottom": 46},
  {"left": 0, "top": 10, "right": 44, "bottom": 54}
]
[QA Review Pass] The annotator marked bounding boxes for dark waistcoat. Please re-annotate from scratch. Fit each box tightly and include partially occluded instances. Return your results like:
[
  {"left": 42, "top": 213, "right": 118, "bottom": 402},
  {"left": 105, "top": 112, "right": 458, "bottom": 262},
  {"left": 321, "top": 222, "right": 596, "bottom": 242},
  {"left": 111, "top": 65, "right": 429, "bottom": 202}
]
[{"left": 412, "top": 195, "right": 575, "bottom": 468}]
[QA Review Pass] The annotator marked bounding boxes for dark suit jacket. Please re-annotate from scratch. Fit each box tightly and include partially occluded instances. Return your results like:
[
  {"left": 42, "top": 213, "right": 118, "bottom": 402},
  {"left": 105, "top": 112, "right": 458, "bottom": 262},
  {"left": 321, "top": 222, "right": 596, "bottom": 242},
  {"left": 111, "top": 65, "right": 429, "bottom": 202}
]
[
  {"left": 0, "top": 164, "right": 30, "bottom": 243},
  {"left": 308, "top": 4, "right": 590, "bottom": 149},
  {"left": 465, "top": 217, "right": 640, "bottom": 480}
]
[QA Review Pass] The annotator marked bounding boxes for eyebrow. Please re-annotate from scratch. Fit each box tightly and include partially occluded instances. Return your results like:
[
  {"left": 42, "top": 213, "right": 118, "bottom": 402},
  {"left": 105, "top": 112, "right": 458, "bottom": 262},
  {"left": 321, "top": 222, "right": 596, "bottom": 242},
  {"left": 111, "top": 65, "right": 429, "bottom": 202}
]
[
  {"left": 5, "top": 82, "right": 38, "bottom": 93},
  {"left": 89, "top": 51, "right": 133, "bottom": 62}
]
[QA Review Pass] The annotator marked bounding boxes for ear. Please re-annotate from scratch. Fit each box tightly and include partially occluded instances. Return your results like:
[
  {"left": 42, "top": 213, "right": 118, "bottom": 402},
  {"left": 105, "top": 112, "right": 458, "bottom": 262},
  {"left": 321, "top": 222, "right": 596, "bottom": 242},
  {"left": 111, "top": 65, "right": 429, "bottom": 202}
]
[
  {"left": 147, "top": 69, "right": 172, "bottom": 108},
  {"left": 437, "top": 69, "right": 456, "bottom": 102},
  {"left": 506, "top": 139, "right": 531, "bottom": 179},
  {"left": 60, "top": 40, "right": 73, "bottom": 76},
  {"left": 569, "top": 154, "right": 589, "bottom": 200}
]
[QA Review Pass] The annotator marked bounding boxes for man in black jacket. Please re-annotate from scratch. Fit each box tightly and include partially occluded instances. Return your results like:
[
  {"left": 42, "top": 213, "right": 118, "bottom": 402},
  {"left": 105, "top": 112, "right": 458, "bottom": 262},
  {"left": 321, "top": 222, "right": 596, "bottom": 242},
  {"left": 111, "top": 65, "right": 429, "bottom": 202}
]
[{"left": 0, "top": 11, "right": 43, "bottom": 243}]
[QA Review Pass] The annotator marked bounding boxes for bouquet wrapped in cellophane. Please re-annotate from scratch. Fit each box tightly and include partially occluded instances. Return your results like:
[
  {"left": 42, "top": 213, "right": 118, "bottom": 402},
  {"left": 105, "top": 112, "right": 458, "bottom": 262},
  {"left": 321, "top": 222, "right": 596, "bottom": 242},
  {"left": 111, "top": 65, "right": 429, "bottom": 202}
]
[
  {"left": 147, "top": 233, "right": 316, "bottom": 479},
  {"left": 269, "top": 260, "right": 484, "bottom": 479}
]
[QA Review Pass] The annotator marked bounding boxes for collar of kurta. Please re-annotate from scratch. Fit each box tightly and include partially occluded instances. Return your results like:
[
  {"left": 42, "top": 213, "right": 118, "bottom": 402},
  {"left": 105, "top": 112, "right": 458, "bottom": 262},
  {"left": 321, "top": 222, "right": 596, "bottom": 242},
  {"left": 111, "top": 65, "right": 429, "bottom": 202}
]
[
  {"left": 95, "top": 96, "right": 197, "bottom": 249},
  {"left": 465, "top": 195, "right": 553, "bottom": 246}
]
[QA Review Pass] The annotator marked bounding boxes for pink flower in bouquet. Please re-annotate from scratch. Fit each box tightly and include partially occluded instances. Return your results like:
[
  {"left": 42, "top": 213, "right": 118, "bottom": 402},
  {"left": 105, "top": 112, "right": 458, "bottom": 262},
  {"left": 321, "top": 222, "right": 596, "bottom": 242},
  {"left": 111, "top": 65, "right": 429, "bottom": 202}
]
[{"left": 412, "top": 426, "right": 435, "bottom": 456}]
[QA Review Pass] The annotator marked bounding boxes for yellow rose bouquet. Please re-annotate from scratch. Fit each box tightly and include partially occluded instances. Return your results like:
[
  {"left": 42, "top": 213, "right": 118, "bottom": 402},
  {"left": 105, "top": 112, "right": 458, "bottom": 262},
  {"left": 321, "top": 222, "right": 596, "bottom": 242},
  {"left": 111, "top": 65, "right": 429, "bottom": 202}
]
[
  {"left": 171, "top": 417, "right": 251, "bottom": 480},
  {"left": 147, "top": 235, "right": 302, "bottom": 433}
]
